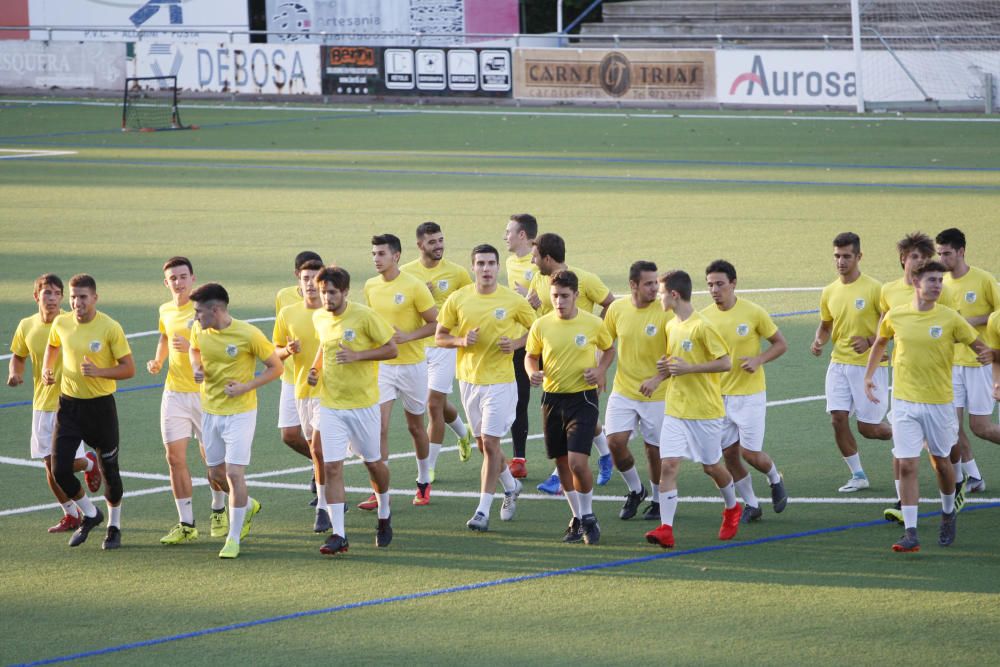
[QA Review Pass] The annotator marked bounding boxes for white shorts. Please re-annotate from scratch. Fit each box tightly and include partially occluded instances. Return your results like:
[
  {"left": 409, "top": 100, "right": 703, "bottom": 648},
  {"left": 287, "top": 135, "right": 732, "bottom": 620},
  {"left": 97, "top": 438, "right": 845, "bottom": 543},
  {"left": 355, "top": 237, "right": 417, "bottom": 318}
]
[
  {"left": 459, "top": 381, "right": 517, "bottom": 438},
  {"left": 825, "top": 363, "right": 889, "bottom": 425},
  {"left": 296, "top": 397, "right": 320, "bottom": 442},
  {"left": 277, "top": 380, "right": 300, "bottom": 428},
  {"left": 31, "top": 410, "right": 85, "bottom": 460},
  {"left": 160, "top": 390, "right": 202, "bottom": 445},
  {"left": 202, "top": 410, "right": 257, "bottom": 467},
  {"left": 319, "top": 405, "right": 381, "bottom": 463},
  {"left": 658, "top": 414, "right": 725, "bottom": 465},
  {"left": 426, "top": 346, "right": 457, "bottom": 395},
  {"left": 952, "top": 365, "right": 996, "bottom": 416},
  {"left": 890, "top": 398, "right": 958, "bottom": 459},
  {"left": 604, "top": 392, "right": 664, "bottom": 445},
  {"left": 720, "top": 392, "right": 767, "bottom": 452},
  {"left": 378, "top": 361, "right": 428, "bottom": 415}
]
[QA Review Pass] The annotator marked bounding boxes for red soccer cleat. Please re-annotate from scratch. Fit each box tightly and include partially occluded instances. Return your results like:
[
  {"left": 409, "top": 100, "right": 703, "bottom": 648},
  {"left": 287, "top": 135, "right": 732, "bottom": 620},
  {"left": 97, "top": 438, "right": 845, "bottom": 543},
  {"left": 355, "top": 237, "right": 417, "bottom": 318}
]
[
  {"left": 48, "top": 513, "right": 81, "bottom": 533},
  {"left": 719, "top": 503, "right": 743, "bottom": 540},
  {"left": 509, "top": 458, "right": 527, "bottom": 479},
  {"left": 357, "top": 494, "right": 378, "bottom": 511},
  {"left": 645, "top": 523, "right": 675, "bottom": 548},
  {"left": 412, "top": 483, "right": 431, "bottom": 506},
  {"left": 84, "top": 451, "right": 102, "bottom": 493}
]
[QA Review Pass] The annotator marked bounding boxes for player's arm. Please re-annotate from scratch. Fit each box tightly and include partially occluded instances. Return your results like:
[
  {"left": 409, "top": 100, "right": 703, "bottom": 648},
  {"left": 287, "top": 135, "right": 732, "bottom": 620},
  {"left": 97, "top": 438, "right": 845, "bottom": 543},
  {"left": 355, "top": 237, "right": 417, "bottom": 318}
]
[
  {"left": 336, "top": 339, "right": 398, "bottom": 364},
  {"left": 525, "top": 351, "right": 544, "bottom": 387},
  {"left": 435, "top": 323, "right": 475, "bottom": 349},
  {"left": 969, "top": 338, "right": 992, "bottom": 365},
  {"left": 42, "top": 344, "right": 60, "bottom": 385},
  {"left": 597, "top": 292, "right": 615, "bottom": 319},
  {"left": 810, "top": 319, "right": 832, "bottom": 356},
  {"left": 148, "top": 333, "right": 169, "bottom": 374},
  {"left": 225, "top": 351, "right": 283, "bottom": 397},
  {"left": 82, "top": 353, "right": 136, "bottom": 380},
  {"left": 307, "top": 347, "right": 323, "bottom": 386},
  {"left": 189, "top": 347, "right": 204, "bottom": 383},
  {"left": 583, "top": 346, "right": 616, "bottom": 392},
  {"left": 993, "top": 351, "right": 1000, "bottom": 401},
  {"left": 742, "top": 330, "right": 787, "bottom": 373},
  {"left": 6, "top": 354, "right": 27, "bottom": 387},
  {"left": 497, "top": 332, "right": 528, "bottom": 354},
  {"left": 396, "top": 306, "right": 438, "bottom": 344},
  {"left": 669, "top": 354, "right": 731, "bottom": 376},
  {"left": 862, "top": 335, "right": 891, "bottom": 403}
]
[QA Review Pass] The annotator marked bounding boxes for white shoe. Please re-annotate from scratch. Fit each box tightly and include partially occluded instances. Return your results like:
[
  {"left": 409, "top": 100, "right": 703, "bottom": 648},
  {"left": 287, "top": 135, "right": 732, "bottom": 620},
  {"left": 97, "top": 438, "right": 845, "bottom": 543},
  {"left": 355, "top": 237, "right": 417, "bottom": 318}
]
[
  {"left": 966, "top": 476, "right": 986, "bottom": 493},
  {"left": 500, "top": 479, "right": 522, "bottom": 521},
  {"left": 466, "top": 511, "right": 489, "bottom": 531},
  {"left": 838, "top": 475, "right": 870, "bottom": 493}
]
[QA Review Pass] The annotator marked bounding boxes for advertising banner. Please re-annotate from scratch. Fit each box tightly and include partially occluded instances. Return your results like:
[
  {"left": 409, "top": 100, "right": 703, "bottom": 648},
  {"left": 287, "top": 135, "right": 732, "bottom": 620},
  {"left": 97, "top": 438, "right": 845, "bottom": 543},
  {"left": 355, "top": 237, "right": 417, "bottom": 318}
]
[
  {"left": 717, "top": 51, "right": 856, "bottom": 106},
  {"left": 0, "top": 0, "right": 29, "bottom": 40},
  {"left": 0, "top": 41, "right": 125, "bottom": 88},
  {"left": 514, "top": 49, "right": 715, "bottom": 102}
]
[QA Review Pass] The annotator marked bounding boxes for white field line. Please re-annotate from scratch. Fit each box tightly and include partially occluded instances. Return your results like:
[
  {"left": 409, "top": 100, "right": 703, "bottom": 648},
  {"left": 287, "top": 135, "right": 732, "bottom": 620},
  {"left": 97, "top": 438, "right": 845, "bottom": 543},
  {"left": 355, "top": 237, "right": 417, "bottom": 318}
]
[{"left": 0, "top": 148, "right": 77, "bottom": 159}]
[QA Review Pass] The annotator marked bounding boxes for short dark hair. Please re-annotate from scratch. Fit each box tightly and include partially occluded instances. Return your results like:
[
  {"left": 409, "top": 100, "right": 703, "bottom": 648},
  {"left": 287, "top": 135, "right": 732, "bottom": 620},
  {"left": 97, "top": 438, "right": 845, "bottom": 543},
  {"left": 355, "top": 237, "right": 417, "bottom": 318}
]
[
  {"left": 935, "top": 228, "right": 966, "bottom": 251},
  {"left": 897, "top": 232, "right": 935, "bottom": 268},
  {"left": 372, "top": 234, "right": 402, "bottom": 255},
  {"left": 833, "top": 232, "right": 861, "bottom": 254},
  {"left": 705, "top": 259, "right": 737, "bottom": 282},
  {"left": 533, "top": 232, "right": 565, "bottom": 264},
  {"left": 628, "top": 260, "right": 658, "bottom": 285},
  {"left": 913, "top": 260, "right": 948, "bottom": 279},
  {"left": 298, "top": 259, "right": 325, "bottom": 273},
  {"left": 68, "top": 274, "right": 97, "bottom": 292},
  {"left": 550, "top": 270, "right": 578, "bottom": 293},
  {"left": 34, "top": 273, "right": 63, "bottom": 297},
  {"left": 510, "top": 213, "right": 538, "bottom": 240},
  {"left": 471, "top": 243, "right": 500, "bottom": 263},
  {"left": 416, "top": 221, "right": 441, "bottom": 238},
  {"left": 162, "top": 256, "right": 193, "bottom": 274},
  {"left": 294, "top": 251, "right": 323, "bottom": 271},
  {"left": 190, "top": 282, "right": 229, "bottom": 306},
  {"left": 659, "top": 270, "right": 692, "bottom": 301},
  {"left": 316, "top": 266, "right": 350, "bottom": 291}
]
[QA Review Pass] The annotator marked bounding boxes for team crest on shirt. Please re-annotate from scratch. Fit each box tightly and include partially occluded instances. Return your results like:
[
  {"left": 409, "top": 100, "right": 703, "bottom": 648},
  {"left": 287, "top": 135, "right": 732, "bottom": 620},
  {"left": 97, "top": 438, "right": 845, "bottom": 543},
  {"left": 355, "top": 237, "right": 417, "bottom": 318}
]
[
  {"left": 186, "top": 319, "right": 194, "bottom": 329},
  {"left": 494, "top": 308, "right": 506, "bottom": 320},
  {"left": 226, "top": 344, "right": 238, "bottom": 357},
  {"left": 88, "top": 340, "right": 102, "bottom": 353},
  {"left": 394, "top": 293, "right": 405, "bottom": 305},
  {"left": 736, "top": 323, "right": 750, "bottom": 337},
  {"left": 929, "top": 326, "right": 943, "bottom": 339},
  {"left": 644, "top": 324, "right": 657, "bottom": 336},
  {"left": 437, "top": 279, "right": 449, "bottom": 292},
  {"left": 524, "top": 270, "right": 534, "bottom": 281},
  {"left": 855, "top": 298, "right": 866, "bottom": 310},
  {"left": 965, "top": 291, "right": 977, "bottom": 304},
  {"left": 343, "top": 329, "right": 356, "bottom": 342},
  {"left": 682, "top": 339, "right": 693, "bottom": 352},
  {"left": 574, "top": 334, "right": 587, "bottom": 347}
]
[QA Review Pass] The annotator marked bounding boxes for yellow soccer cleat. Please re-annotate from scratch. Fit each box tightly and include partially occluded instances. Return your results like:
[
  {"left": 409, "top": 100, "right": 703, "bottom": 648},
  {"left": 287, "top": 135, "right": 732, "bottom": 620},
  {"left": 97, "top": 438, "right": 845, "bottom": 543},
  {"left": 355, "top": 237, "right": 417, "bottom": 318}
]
[
  {"left": 218, "top": 538, "right": 240, "bottom": 559},
  {"left": 457, "top": 428, "right": 473, "bottom": 463},
  {"left": 210, "top": 509, "right": 229, "bottom": 538},
  {"left": 240, "top": 499, "right": 262, "bottom": 540},
  {"left": 160, "top": 523, "right": 199, "bottom": 545}
]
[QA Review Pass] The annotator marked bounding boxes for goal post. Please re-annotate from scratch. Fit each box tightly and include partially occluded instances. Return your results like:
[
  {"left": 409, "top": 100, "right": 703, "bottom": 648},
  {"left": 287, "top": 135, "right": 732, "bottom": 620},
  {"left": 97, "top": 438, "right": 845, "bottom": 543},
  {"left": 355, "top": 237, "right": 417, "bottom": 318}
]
[{"left": 122, "top": 76, "right": 193, "bottom": 132}]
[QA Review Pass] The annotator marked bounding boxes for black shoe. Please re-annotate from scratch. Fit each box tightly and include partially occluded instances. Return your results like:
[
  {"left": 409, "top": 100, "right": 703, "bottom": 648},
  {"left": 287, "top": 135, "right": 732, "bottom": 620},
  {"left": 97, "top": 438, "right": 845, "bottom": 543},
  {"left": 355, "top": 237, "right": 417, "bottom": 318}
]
[
  {"left": 619, "top": 487, "right": 649, "bottom": 520},
  {"left": 68, "top": 507, "right": 104, "bottom": 547},
  {"left": 562, "top": 517, "right": 583, "bottom": 543},
  {"left": 770, "top": 476, "right": 788, "bottom": 514},
  {"left": 102, "top": 525, "right": 121, "bottom": 550},
  {"left": 581, "top": 513, "right": 601, "bottom": 545},
  {"left": 320, "top": 533, "right": 349, "bottom": 556},
  {"left": 309, "top": 475, "right": 317, "bottom": 495},
  {"left": 938, "top": 510, "right": 957, "bottom": 547},
  {"left": 376, "top": 517, "right": 393, "bottom": 547},
  {"left": 641, "top": 501, "right": 660, "bottom": 521},
  {"left": 313, "top": 507, "right": 331, "bottom": 533}
]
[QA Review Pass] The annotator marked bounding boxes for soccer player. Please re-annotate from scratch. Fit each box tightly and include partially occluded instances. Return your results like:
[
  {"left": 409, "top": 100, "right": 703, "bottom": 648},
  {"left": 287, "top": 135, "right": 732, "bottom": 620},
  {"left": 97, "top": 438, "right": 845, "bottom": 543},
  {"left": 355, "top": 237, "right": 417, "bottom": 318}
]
[
  {"left": 936, "top": 228, "right": 1000, "bottom": 493},
  {"left": 364, "top": 233, "right": 438, "bottom": 507},
  {"left": 7, "top": 274, "right": 101, "bottom": 533},
  {"left": 603, "top": 261, "right": 672, "bottom": 521},
  {"left": 702, "top": 260, "right": 788, "bottom": 523},
  {"left": 400, "top": 222, "right": 473, "bottom": 476},
  {"left": 810, "top": 232, "right": 892, "bottom": 492},
  {"left": 148, "top": 257, "right": 230, "bottom": 545},
  {"left": 273, "top": 259, "right": 329, "bottom": 533},
  {"left": 189, "top": 283, "right": 282, "bottom": 559},
  {"left": 503, "top": 213, "right": 539, "bottom": 477},
  {"left": 309, "top": 266, "right": 398, "bottom": 555},
  {"left": 437, "top": 244, "right": 537, "bottom": 531},
  {"left": 645, "top": 270, "right": 740, "bottom": 549},
  {"left": 864, "top": 261, "right": 990, "bottom": 552},
  {"left": 43, "top": 274, "right": 134, "bottom": 549},
  {"left": 525, "top": 270, "right": 615, "bottom": 545}
]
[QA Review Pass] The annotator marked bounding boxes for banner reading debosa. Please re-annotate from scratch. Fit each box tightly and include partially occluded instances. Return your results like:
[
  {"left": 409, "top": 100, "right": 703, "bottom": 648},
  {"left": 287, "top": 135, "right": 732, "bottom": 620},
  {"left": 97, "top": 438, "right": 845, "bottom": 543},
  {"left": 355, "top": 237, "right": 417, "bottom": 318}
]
[{"left": 514, "top": 48, "right": 715, "bottom": 102}]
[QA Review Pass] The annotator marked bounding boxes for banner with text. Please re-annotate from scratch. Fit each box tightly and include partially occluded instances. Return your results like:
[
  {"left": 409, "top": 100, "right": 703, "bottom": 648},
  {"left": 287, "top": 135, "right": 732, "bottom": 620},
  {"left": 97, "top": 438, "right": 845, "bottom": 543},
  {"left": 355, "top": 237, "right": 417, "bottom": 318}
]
[
  {"left": 717, "top": 51, "right": 856, "bottom": 106},
  {"left": 0, "top": 41, "right": 125, "bottom": 88}
]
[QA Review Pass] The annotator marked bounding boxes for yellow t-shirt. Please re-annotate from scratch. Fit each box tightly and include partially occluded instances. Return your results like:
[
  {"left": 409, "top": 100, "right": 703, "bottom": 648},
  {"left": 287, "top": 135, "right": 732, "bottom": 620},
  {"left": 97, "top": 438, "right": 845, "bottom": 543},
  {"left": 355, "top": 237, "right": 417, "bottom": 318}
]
[
  {"left": 604, "top": 298, "right": 672, "bottom": 402},
  {"left": 191, "top": 319, "right": 275, "bottom": 416},
  {"left": 505, "top": 252, "right": 536, "bottom": 292},
  {"left": 275, "top": 285, "right": 301, "bottom": 384},
  {"left": 438, "top": 284, "right": 537, "bottom": 385},
  {"left": 663, "top": 312, "right": 728, "bottom": 420},
  {"left": 273, "top": 301, "right": 323, "bottom": 399},
  {"left": 819, "top": 273, "right": 884, "bottom": 367},
  {"left": 47, "top": 311, "right": 132, "bottom": 400},
  {"left": 701, "top": 298, "right": 778, "bottom": 396},
  {"left": 400, "top": 258, "right": 472, "bottom": 347},
  {"left": 313, "top": 303, "right": 394, "bottom": 410},
  {"left": 528, "top": 265, "right": 611, "bottom": 316},
  {"left": 944, "top": 266, "right": 1000, "bottom": 367},
  {"left": 880, "top": 277, "right": 959, "bottom": 312},
  {"left": 158, "top": 300, "right": 199, "bottom": 393},
  {"left": 525, "top": 310, "right": 613, "bottom": 394},
  {"left": 985, "top": 311, "right": 1000, "bottom": 349},
  {"left": 9, "top": 312, "right": 65, "bottom": 411},
  {"left": 879, "top": 303, "right": 978, "bottom": 404},
  {"left": 363, "top": 271, "right": 436, "bottom": 365}
]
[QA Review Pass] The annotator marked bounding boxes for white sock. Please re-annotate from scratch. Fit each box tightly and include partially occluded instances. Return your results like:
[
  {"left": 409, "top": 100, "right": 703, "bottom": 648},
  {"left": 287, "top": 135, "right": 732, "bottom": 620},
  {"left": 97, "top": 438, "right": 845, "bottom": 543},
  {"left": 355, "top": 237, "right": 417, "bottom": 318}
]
[
  {"left": 550, "top": 467, "right": 559, "bottom": 478},
  {"left": 175, "top": 497, "right": 194, "bottom": 525},
  {"left": 75, "top": 494, "right": 97, "bottom": 518},
  {"left": 733, "top": 475, "right": 758, "bottom": 508},
  {"left": 316, "top": 484, "right": 327, "bottom": 512},
  {"left": 228, "top": 503, "right": 246, "bottom": 543},
  {"left": 660, "top": 489, "right": 678, "bottom": 525},
  {"left": 210, "top": 488, "right": 227, "bottom": 511},
  {"left": 565, "top": 490, "right": 581, "bottom": 518},
  {"left": 966, "top": 459, "right": 982, "bottom": 479},
  {"left": 498, "top": 467, "right": 517, "bottom": 493},
  {"left": 108, "top": 502, "right": 121, "bottom": 528},
  {"left": 901, "top": 505, "right": 918, "bottom": 529},
  {"left": 327, "top": 503, "right": 345, "bottom": 537},
  {"left": 765, "top": 464, "right": 781, "bottom": 485},
  {"left": 620, "top": 466, "right": 643, "bottom": 494},
  {"left": 593, "top": 431, "right": 610, "bottom": 456},
  {"left": 719, "top": 481, "right": 738, "bottom": 509},
  {"left": 953, "top": 460, "right": 964, "bottom": 482},
  {"left": 844, "top": 454, "right": 864, "bottom": 476},
  {"left": 376, "top": 492, "right": 391, "bottom": 519},
  {"left": 894, "top": 479, "right": 901, "bottom": 501},
  {"left": 416, "top": 457, "right": 431, "bottom": 484},
  {"left": 578, "top": 490, "right": 593, "bottom": 516},
  {"left": 447, "top": 418, "right": 468, "bottom": 439},
  {"left": 476, "top": 492, "right": 493, "bottom": 516},
  {"left": 427, "top": 443, "right": 442, "bottom": 470},
  {"left": 83, "top": 456, "right": 94, "bottom": 472},
  {"left": 60, "top": 501, "right": 80, "bottom": 518},
  {"left": 941, "top": 492, "right": 956, "bottom": 514},
  {"left": 649, "top": 480, "right": 660, "bottom": 502}
]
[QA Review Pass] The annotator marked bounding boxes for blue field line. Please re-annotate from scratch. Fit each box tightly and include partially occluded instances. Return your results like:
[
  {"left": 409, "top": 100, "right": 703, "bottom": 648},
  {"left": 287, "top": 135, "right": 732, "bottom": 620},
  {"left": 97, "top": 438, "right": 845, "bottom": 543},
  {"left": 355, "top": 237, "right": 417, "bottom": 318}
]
[
  {"left": 17, "top": 502, "right": 999, "bottom": 666},
  {"left": 772, "top": 308, "right": 820, "bottom": 318}
]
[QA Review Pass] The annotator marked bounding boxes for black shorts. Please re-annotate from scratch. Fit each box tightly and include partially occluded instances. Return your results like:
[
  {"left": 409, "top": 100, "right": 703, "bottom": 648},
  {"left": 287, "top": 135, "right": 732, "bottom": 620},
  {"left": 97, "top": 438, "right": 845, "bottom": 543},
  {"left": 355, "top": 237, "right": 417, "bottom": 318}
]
[
  {"left": 55, "top": 394, "right": 120, "bottom": 455},
  {"left": 540, "top": 389, "right": 599, "bottom": 459}
]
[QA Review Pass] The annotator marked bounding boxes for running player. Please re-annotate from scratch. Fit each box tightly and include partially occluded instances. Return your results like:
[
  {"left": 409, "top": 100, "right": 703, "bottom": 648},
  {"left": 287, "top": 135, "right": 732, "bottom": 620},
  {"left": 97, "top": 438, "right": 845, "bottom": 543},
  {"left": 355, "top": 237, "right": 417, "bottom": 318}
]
[
  {"left": 701, "top": 260, "right": 788, "bottom": 523},
  {"left": 189, "top": 283, "right": 282, "bottom": 559},
  {"left": 525, "top": 270, "right": 615, "bottom": 545},
  {"left": 400, "top": 222, "right": 473, "bottom": 476},
  {"left": 645, "top": 270, "right": 741, "bottom": 549},
  {"left": 7, "top": 274, "right": 100, "bottom": 533},
  {"left": 437, "top": 244, "right": 536, "bottom": 531},
  {"left": 43, "top": 274, "right": 134, "bottom": 549}
]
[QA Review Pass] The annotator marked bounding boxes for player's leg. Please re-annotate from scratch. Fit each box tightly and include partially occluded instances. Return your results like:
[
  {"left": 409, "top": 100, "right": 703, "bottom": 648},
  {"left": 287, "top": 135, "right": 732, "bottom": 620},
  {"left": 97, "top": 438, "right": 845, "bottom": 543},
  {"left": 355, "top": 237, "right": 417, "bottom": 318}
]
[
  {"left": 33, "top": 409, "right": 86, "bottom": 531},
  {"left": 642, "top": 441, "right": 661, "bottom": 519},
  {"left": 351, "top": 404, "right": 392, "bottom": 547},
  {"left": 400, "top": 362, "right": 432, "bottom": 505},
  {"left": 82, "top": 395, "right": 124, "bottom": 550},
  {"left": 720, "top": 396, "right": 757, "bottom": 522},
  {"left": 827, "top": 363, "right": 870, "bottom": 491},
  {"left": 925, "top": 403, "right": 960, "bottom": 546},
  {"left": 965, "top": 365, "right": 1000, "bottom": 491},
  {"left": 509, "top": 347, "right": 531, "bottom": 475},
  {"left": 218, "top": 411, "right": 259, "bottom": 559},
  {"left": 319, "top": 405, "right": 350, "bottom": 553},
  {"left": 694, "top": 418, "right": 740, "bottom": 541},
  {"left": 735, "top": 392, "right": 786, "bottom": 517},
  {"left": 159, "top": 391, "right": 199, "bottom": 544},
  {"left": 567, "top": 390, "right": 601, "bottom": 544},
  {"left": 888, "top": 399, "right": 924, "bottom": 552}
]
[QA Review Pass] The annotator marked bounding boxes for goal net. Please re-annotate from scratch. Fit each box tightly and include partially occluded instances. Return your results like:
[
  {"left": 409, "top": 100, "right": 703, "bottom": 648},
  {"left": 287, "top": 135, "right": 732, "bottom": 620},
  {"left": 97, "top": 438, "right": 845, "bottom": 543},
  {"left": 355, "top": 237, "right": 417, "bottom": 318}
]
[
  {"left": 853, "top": 0, "right": 1000, "bottom": 111},
  {"left": 122, "top": 76, "right": 189, "bottom": 131}
]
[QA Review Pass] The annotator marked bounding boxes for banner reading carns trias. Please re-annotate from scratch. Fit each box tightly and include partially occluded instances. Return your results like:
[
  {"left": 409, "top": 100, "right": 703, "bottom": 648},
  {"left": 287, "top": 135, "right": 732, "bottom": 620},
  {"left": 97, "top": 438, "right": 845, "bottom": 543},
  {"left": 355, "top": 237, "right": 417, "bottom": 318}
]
[{"left": 514, "top": 48, "right": 715, "bottom": 102}]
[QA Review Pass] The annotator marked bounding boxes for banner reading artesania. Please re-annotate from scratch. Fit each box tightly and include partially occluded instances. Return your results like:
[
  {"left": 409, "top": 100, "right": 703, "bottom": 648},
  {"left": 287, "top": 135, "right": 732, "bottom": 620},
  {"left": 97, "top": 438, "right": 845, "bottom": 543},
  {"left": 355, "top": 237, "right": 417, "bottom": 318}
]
[{"left": 514, "top": 49, "right": 715, "bottom": 102}]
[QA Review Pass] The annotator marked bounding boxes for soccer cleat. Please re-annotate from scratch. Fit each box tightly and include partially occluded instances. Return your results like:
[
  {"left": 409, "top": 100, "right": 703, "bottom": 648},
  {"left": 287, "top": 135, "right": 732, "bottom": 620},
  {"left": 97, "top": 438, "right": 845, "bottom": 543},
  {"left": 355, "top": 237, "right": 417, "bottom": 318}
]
[
  {"left": 619, "top": 486, "right": 648, "bottom": 520},
  {"left": 508, "top": 457, "right": 527, "bottom": 479},
  {"left": 838, "top": 474, "right": 870, "bottom": 493},
  {"left": 770, "top": 476, "right": 788, "bottom": 513},
  {"left": 218, "top": 538, "right": 240, "bottom": 559},
  {"left": 83, "top": 452, "right": 102, "bottom": 493},
  {"left": 645, "top": 523, "right": 675, "bottom": 548},
  {"left": 563, "top": 517, "right": 583, "bottom": 543},
  {"left": 308, "top": 496, "right": 318, "bottom": 508},
  {"left": 537, "top": 473, "right": 562, "bottom": 495},
  {"left": 102, "top": 526, "right": 121, "bottom": 550},
  {"left": 642, "top": 501, "right": 661, "bottom": 521},
  {"left": 955, "top": 481, "right": 966, "bottom": 514},
  {"left": 596, "top": 454, "right": 614, "bottom": 486},
  {"left": 313, "top": 507, "right": 331, "bottom": 533},
  {"left": 320, "top": 533, "right": 349, "bottom": 556},
  {"left": 429, "top": 468, "right": 436, "bottom": 484},
  {"left": 48, "top": 514, "right": 81, "bottom": 533},
  {"left": 68, "top": 507, "right": 104, "bottom": 547},
  {"left": 892, "top": 528, "right": 920, "bottom": 553},
  {"left": 358, "top": 493, "right": 379, "bottom": 511},
  {"left": 580, "top": 513, "right": 601, "bottom": 545},
  {"left": 938, "top": 510, "right": 957, "bottom": 547},
  {"left": 966, "top": 476, "right": 986, "bottom": 494},
  {"left": 240, "top": 498, "right": 261, "bottom": 540},
  {"left": 309, "top": 475, "right": 318, "bottom": 507},
  {"left": 883, "top": 500, "right": 903, "bottom": 524},
  {"left": 457, "top": 428, "right": 473, "bottom": 463},
  {"left": 718, "top": 503, "right": 742, "bottom": 540},
  {"left": 500, "top": 479, "right": 522, "bottom": 521},
  {"left": 210, "top": 509, "right": 228, "bottom": 537},
  {"left": 160, "top": 523, "right": 198, "bottom": 545},
  {"left": 741, "top": 504, "right": 763, "bottom": 524},
  {"left": 466, "top": 511, "right": 489, "bottom": 532},
  {"left": 376, "top": 517, "right": 392, "bottom": 547},
  {"left": 413, "top": 483, "right": 431, "bottom": 506}
]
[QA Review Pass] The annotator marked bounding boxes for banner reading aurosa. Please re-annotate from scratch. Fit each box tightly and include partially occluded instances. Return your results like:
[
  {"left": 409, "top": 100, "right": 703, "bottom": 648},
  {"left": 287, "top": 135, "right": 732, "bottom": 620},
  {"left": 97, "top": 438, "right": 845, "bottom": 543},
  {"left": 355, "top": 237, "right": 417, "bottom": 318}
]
[{"left": 514, "top": 48, "right": 715, "bottom": 102}]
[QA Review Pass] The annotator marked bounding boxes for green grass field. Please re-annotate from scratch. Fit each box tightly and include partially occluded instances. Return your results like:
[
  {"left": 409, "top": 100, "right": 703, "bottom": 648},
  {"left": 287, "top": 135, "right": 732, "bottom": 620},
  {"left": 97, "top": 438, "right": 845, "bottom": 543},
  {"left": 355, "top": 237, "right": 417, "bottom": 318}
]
[{"left": 2, "top": 98, "right": 999, "bottom": 666}]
